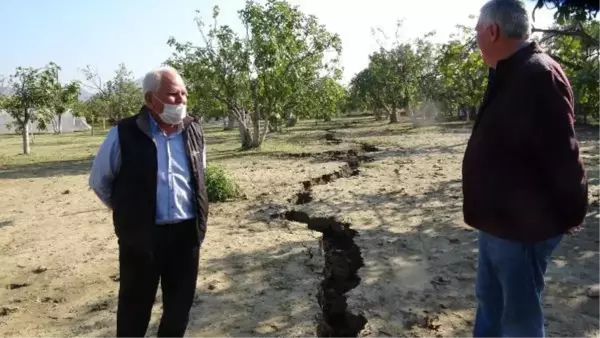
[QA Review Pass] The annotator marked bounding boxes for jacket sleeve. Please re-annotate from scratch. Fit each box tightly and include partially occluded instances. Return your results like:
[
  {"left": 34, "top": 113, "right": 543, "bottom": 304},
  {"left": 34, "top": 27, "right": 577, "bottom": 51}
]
[
  {"left": 529, "top": 68, "right": 589, "bottom": 228},
  {"left": 89, "top": 126, "right": 121, "bottom": 209}
]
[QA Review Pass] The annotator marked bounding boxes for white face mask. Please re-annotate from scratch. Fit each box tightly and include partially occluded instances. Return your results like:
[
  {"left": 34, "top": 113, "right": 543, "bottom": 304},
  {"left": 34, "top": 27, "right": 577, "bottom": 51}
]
[{"left": 154, "top": 95, "right": 187, "bottom": 125}]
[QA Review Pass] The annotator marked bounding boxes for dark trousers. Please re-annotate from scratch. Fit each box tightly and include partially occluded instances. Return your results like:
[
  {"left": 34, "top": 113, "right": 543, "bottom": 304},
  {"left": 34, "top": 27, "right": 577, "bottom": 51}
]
[
  {"left": 116, "top": 219, "right": 200, "bottom": 337},
  {"left": 473, "top": 231, "right": 562, "bottom": 337}
]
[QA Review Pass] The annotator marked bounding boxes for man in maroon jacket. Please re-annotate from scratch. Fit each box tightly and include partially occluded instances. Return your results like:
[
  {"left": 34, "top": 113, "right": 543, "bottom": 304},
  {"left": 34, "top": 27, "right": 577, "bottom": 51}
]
[{"left": 463, "top": 0, "right": 589, "bottom": 336}]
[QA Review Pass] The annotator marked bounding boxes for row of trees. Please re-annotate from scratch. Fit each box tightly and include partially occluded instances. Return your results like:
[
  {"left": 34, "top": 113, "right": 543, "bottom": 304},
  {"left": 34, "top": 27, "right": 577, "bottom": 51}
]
[
  {"left": 0, "top": 63, "right": 142, "bottom": 154},
  {"left": 346, "top": 24, "right": 486, "bottom": 125},
  {"left": 165, "top": 2, "right": 491, "bottom": 148},
  {"left": 1, "top": 0, "right": 597, "bottom": 154}
]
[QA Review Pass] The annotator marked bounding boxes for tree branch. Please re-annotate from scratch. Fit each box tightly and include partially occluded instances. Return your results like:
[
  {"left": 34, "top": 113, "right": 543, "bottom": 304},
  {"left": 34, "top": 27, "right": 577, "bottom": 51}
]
[
  {"left": 547, "top": 53, "right": 583, "bottom": 70},
  {"left": 532, "top": 26, "right": 598, "bottom": 46}
]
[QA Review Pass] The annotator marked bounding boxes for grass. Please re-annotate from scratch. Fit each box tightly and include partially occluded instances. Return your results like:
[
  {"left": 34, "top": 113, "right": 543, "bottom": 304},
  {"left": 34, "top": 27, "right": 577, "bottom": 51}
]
[
  {"left": 0, "top": 116, "right": 476, "bottom": 181},
  {"left": 0, "top": 115, "right": 594, "bottom": 169},
  {"left": 0, "top": 131, "right": 107, "bottom": 167}
]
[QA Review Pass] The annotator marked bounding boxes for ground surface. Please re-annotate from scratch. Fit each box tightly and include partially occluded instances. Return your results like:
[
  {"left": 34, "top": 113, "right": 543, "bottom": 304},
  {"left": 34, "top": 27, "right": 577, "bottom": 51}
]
[{"left": 0, "top": 117, "right": 597, "bottom": 337}]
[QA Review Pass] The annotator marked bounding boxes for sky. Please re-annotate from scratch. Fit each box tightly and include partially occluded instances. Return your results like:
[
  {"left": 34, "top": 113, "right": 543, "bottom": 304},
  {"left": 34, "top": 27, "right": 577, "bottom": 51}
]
[{"left": 0, "top": 0, "right": 557, "bottom": 87}]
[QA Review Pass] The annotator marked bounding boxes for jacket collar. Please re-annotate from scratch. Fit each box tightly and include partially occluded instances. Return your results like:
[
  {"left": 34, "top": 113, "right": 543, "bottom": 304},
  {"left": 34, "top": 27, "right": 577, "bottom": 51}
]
[{"left": 495, "top": 41, "right": 543, "bottom": 76}]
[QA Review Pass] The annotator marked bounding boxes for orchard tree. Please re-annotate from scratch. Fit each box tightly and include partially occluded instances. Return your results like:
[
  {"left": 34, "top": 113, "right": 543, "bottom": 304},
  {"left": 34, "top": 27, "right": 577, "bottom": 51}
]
[
  {"left": 348, "top": 68, "right": 385, "bottom": 119},
  {"left": 49, "top": 80, "right": 80, "bottom": 133},
  {"left": 304, "top": 75, "right": 346, "bottom": 123},
  {"left": 0, "top": 63, "right": 60, "bottom": 154},
  {"left": 81, "top": 63, "right": 142, "bottom": 126},
  {"left": 349, "top": 24, "right": 436, "bottom": 124},
  {"left": 168, "top": 0, "right": 342, "bottom": 149},
  {"left": 435, "top": 24, "right": 487, "bottom": 120},
  {"left": 539, "top": 18, "right": 599, "bottom": 123},
  {"left": 363, "top": 42, "right": 423, "bottom": 124},
  {"left": 71, "top": 94, "right": 110, "bottom": 135}
]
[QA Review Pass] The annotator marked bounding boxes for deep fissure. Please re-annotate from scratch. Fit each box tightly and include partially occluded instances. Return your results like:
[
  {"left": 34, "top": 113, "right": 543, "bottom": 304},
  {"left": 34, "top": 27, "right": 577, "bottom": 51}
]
[
  {"left": 271, "top": 210, "right": 368, "bottom": 337},
  {"left": 274, "top": 142, "right": 380, "bottom": 336}
]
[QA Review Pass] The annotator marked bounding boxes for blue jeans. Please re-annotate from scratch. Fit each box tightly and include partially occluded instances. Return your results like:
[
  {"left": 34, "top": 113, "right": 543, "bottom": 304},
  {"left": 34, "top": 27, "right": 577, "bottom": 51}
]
[{"left": 473, "top": 231, "right": 563, "bottom": 337}]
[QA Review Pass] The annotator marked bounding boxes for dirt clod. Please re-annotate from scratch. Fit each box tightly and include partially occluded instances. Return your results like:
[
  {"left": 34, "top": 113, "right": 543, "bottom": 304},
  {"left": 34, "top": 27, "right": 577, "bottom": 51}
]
[
  {"left": 32, "top": 267, "right": 47, "bottom": 274},
  {"left": 0, "top": 307, "right": 18, "bottom": 317},
  {"left": 7, "top": 282, "right": 31, "bottom": 290}
]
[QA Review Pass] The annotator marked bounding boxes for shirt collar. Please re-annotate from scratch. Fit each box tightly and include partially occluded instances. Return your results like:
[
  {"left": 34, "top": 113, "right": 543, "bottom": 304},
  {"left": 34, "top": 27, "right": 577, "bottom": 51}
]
[{"left": 148, "top": 112, "right": 183, "bottom": 137}]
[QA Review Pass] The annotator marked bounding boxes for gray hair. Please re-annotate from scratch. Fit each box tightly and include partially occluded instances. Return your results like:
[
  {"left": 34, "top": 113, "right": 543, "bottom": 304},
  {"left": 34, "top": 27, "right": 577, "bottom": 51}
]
[
  {"left": 142, "top": 66, "right": 184, "bottom": 94},
  {"left": 479, "top": 0, "right": 530, "bottom": 40}
]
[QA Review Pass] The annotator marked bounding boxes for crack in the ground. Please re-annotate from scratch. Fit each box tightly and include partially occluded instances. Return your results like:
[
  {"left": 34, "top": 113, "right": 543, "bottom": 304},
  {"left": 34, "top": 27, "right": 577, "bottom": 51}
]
[
  {"left": 290, "top": 163, "right": 359, "bottom": 205},
  {"left": 271, "top": 210, "right": 368, "bottom": 337},
  {"left": 270, "top": 141, "right": 380, "bottom": 337},
  {"left": 287, "top": 146, "right": 378, "bottom": 205}
]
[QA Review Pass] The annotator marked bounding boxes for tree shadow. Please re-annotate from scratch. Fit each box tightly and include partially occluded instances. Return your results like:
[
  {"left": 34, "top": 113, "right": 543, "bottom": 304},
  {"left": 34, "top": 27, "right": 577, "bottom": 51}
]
[
  {"left": 0, "top": 158, "right": 93, "bottom": 180},
  {"left": 242, "top": 173, "right": 599, "bottom": 337},
  {"left": 42, "top": 238, "right": 323, "bottom": 337},
  {"left": 205, "top": 135, "right": 240, "bottom": 145}
]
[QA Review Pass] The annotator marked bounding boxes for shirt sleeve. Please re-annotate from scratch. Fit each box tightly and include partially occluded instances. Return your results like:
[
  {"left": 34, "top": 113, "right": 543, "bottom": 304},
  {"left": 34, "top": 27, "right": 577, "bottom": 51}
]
[{"left": 89, "top": 126, "right": 121, "bottom": 209}]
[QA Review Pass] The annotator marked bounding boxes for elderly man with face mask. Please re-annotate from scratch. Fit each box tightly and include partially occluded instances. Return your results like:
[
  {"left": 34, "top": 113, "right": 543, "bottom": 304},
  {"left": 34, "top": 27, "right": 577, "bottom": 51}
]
[
  {"left": 462, "top": 0, "right": 589, "bottom": 336},
  {"left": 89, "top": 66, "right": 208, "bottom": 337}
]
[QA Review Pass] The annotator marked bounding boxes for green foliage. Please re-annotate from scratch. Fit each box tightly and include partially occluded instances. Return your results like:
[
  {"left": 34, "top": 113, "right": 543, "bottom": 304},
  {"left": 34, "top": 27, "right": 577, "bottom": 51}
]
[
  {"left": 435, "top": 25, "right": 487, "bottom": 119},
  {"left": 538, "top": 19, "right": 599, "bottom": 123},
  {"left": 533, "top": 0, "right": 598, "bottom": 23},
  {"left": 205, "top": 164, "right": 241, "bottom": 202},
  {"left": 0, "top": 62, "right": 62, "bottom": 154},
  {"left": 348, "top": 25, "right": 438, "bottom": 123},
  {"left": 40, "top": 80, "right": 81, "bottom": 133},
  {"left": 81, "top": 63, "right": 142, "bottom": 124},
  {"left": 348, "top": 21, "right": 486, "bottom": 122},
  {"left": 167, "top": 0, "right": 343, "bottom": 148}
]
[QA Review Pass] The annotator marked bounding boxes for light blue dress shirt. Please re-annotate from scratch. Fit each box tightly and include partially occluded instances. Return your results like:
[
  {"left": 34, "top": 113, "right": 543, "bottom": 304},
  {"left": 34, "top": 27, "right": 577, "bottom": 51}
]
[{"left": 89, "top": 115, "right": 206, "bottom": 225}]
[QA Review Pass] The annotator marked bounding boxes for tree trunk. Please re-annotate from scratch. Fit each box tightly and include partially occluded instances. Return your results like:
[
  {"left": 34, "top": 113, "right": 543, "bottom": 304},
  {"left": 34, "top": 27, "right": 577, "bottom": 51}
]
[
  {"left": 225, "top": 112, "right": 236, "bottom": 130},
  {"left": 374, "top": 109, "right": 383, "bottom": 121},
  {"left": 58, "top": 114, "right": 63, "bottom": 134},
  {"left": 250, "top": 83, "right": 262, "bottom": 148},
  {"left": 238, "top": 122, "right": 253, "bottom": 149},
  {"left": 102, "top": 118, "right": 106, "bottom": 130},
  {"left": 286, "top": 117, "right": 298, "bottom": 127},
  {"left": 269, "top": 118, "right": 283, "bottom": 133},
  {"left": 286, "top": 111, "right": 297, "bottom": 127},
  {"left": 251, "top": 110, "right": 261, "bottom": 148},
  {"left": 389, "top": 106, "right": 399, "bottom": 123},
  {"left": 22, "top": 121, "right": 30, "bottom": 155},
  {"left": 29, "top": 122, "right": 35, "bottom": 145}
]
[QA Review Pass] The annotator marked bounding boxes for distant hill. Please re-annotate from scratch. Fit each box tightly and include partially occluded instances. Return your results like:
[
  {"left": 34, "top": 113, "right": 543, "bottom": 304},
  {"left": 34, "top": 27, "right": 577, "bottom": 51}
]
[
  {"left": 78, "top": 88, "right": 94, "bottom": 101},
  {"left": 1, "top": 85, "right": 94, "bottom": 101},
  {"left": 1, "top": 79, "right": 141, "bottom": 101}
]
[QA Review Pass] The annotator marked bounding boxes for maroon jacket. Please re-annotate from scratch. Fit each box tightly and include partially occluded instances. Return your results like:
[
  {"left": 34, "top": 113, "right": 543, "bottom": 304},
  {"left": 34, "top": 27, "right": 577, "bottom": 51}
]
[{"left": 462, "top": 41, "right": 588, "bottom": 243}]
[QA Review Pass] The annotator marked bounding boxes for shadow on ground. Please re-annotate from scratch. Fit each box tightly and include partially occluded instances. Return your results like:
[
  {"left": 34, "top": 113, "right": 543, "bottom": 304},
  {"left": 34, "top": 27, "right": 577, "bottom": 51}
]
[{"left": 0, "top": 158, "right": 94, "bottom": 180}]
